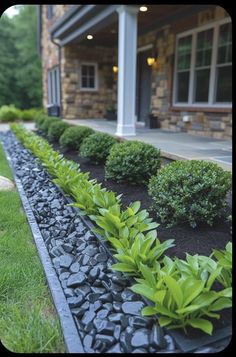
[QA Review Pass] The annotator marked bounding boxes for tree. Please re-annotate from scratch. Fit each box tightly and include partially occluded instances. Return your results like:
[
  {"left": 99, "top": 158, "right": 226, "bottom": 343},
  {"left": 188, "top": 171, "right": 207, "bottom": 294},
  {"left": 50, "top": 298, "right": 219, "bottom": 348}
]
[
  {"left": 0, "top": 5, "right": 42, "bottom": 108},
  {"left": 0, "top": 15, "right": 20, "bottom": 106}
]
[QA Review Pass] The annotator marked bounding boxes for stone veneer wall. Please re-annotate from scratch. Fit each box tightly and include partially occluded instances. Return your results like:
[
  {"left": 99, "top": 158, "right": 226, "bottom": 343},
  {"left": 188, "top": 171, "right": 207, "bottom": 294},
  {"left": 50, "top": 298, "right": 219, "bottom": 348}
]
[
  {"left": 61, "top": 45, "right": 117, "bottom": 119},
  {"left": 41, "top": 5, "right": 71, "bottom": 109},
  {"left": 137, "top": 5, "right": 231, "bottom": 139}
]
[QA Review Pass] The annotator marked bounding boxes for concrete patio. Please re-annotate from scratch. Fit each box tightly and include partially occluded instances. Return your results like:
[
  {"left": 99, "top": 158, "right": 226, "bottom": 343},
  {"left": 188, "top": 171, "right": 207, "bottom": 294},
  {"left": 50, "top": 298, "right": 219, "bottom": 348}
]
[
  {"left": 64, "top": 119, "right": 232, "bottom": 171},
  {"left": 0, "top": 120, "right": 231, "bottom": 171}
]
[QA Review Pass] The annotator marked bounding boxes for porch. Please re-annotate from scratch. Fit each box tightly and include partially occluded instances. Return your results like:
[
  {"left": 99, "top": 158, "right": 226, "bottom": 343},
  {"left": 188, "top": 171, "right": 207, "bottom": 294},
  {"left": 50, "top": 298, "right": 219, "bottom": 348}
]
[
  {"left": 63, "top": 118, "right": 232, "bottom": 171},
  {"left": 49, "top": 4, "right": 231, "bottom": 139}
]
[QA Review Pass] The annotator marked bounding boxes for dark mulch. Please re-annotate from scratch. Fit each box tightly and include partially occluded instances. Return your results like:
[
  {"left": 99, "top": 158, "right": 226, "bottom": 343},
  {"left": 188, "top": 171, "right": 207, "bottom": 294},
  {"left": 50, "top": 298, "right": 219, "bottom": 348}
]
[{"left": 46, "top": 138, "right": 232, "bottom": 260}]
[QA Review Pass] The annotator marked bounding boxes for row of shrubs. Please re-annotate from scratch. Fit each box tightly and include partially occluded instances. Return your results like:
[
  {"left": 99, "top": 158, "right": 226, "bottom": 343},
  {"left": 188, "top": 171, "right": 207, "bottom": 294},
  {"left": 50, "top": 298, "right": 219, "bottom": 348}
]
[
  {"left": 10, "top": 123, "right": 232, "bottom": 336},
  {"left": 0, "top": 105, "right": 44, "bottom": 122},
  {"left": 36, "top": 115, "right": 232, "bottom": 229}
]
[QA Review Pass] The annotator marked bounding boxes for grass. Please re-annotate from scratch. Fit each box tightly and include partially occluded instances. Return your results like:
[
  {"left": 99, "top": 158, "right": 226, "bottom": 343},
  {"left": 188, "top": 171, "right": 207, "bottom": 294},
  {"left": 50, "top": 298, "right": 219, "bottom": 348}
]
[{"left": 0, "top": 143, "right": 65, "bottom": 353}]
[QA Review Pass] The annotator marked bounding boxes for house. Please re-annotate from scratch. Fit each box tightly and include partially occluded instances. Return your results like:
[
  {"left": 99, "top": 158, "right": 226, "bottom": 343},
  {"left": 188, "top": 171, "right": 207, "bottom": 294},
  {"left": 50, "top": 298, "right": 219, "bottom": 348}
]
[{"left": 37, "top": 5, "right": 232, "bottom": 139}]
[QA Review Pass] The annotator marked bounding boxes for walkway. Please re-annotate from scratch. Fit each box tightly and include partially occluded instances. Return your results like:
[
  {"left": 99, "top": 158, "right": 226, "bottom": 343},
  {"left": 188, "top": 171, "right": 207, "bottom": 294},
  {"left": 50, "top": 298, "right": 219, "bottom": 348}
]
[{"left": 64, "top": 119, "right": 232, "bottom": 171}]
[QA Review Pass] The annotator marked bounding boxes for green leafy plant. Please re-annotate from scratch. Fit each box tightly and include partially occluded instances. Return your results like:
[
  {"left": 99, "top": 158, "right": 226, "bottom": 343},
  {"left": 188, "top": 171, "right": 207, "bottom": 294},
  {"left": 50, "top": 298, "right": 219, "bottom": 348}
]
[
  {"left": 105, "top": 140, "right": 161, "bottom": 185},
  {"left": 131, "top": 264, "right": 232, "bottom": 335},
  {"left": 80, "top": 132, "right": 117, "bottom": 164},
  {"left": 52, "top": 159, "right": 89, "bottom": 195},
  {"left": 48, "top": 121, "right": 70, "bottom": 142},
  {"left": 0, "top": 105, "right": 20, "bottom": 122},
  {"left": 211, "top": 242, "right": 232, "bottom": 288},
  {"left": 148, "top": 160, "right": 232, "bottom": 228},
  {"left": 91, "top": 201, "right": 174, "bottom": 273},
  {"left": 70, "top": 183, "right": 121, "bottom": 216},
  {"left": 59, "top": 126, "right": 94, "bottom": 150}
]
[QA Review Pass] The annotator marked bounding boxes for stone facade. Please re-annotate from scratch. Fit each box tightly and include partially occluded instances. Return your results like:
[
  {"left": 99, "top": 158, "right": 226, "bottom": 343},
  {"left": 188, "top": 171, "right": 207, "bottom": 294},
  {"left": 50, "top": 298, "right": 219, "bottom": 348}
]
[
  {"left": 60, "top": 45, "right": 117, "bottom": 119},
  {"left": 137, "top": 6, "right": 231, "bottom": 139},
  {"left": 41, "top": 5, "right": 231, "bottom": 139}
]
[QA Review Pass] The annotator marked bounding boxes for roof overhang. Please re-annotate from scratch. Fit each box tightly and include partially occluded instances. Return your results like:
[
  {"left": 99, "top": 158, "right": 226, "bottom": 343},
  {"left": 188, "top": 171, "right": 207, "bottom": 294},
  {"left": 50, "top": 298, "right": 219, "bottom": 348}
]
[{"left": 50, "top": 4, "right": 124, "bottom": 46}]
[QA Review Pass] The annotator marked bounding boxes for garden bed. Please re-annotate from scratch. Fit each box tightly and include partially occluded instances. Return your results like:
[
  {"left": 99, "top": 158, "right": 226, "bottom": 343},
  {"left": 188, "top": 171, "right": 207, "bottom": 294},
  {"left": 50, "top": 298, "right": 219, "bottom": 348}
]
[
  {"left": 49, "top": 139, "right": 232, "bottom": 260},
  {"left": 2, "top": 129, "right": 231, "bottom": 352}
]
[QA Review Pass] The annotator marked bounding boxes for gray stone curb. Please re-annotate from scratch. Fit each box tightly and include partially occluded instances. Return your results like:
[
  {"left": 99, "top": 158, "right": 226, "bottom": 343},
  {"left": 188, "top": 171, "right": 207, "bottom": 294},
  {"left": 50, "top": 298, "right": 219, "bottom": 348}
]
[{"left": 3, "top": 144, "right": 85, "bottom": 354}]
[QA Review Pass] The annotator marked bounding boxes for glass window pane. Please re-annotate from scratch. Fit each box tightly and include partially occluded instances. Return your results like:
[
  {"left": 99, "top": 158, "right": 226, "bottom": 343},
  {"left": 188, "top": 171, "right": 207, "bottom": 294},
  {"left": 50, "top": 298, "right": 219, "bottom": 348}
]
[
  {"left": 88, "top": 66, "right": 95, "bottom": 76},
  {"left": 177, "top": 72, "right": 190, "bottom": 102},
  {"left": 194, "top": 69, "right": 210, "bottom": 102},
  {"left": 215, "top": 66, "right": 232, "bottom": 102},
  {"left": 81, "top": 66, "right": 88, "bottom": 76},
  {"left": 177, "top": 36, "right": 192, "bottom": 70},
  {"left": 89, "top": 77, "right": 95, "bottom": 88},
  {"left": 196, "top": 29, "right": 213, "bottom": 67},
  {"left": 82, "top": 77, "right": 87, "bottom": 88},
  {"left": 217, "top": 23, "right": 232, "bottom": 64}
]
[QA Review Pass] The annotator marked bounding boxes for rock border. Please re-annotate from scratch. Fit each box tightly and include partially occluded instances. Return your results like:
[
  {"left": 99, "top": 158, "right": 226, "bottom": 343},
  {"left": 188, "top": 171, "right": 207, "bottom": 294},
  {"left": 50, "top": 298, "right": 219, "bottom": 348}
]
[{"left": 3, "top": 145, "right": 85, "bottom": 354}]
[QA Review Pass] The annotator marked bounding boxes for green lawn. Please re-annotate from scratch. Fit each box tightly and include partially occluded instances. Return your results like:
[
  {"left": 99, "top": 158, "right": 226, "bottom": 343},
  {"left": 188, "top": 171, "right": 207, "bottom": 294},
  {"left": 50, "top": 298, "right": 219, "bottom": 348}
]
[{"left": 0, "top": 143, "right": 65, "bottom": 353}]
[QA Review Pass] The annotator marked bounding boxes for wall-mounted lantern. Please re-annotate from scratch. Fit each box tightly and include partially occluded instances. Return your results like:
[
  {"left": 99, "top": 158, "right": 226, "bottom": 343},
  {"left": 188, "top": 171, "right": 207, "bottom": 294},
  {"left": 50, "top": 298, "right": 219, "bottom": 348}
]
[{"left": 112, "top": 65, "right": 118, "bottom": 73}]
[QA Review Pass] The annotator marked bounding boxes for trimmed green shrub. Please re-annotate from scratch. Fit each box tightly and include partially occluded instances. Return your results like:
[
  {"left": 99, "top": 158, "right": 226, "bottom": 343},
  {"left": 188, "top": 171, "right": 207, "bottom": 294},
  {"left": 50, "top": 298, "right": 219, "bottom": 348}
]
[
  {"left": 18, "top": 109, "right": 42, "bottom": 122},
  {"left": 47, "top": 121, "right": 68, "bottom": 141},
  {"left": 105, "top": 140, "right": 161, "bottom": 185},
  {"left": 48, "top": 121, "right": 70, "bottom": 142},
  {"left": 79, "top": 132, "right": 117, "bottom": 163},
  {"left": 59, "top": 126, "right": 94, "bottom": 150},
  {"left": 0, "top": 105, "right": 20, "bottom": 122},
  {"left": 40, "top": 116, "right": 61, "bottom": 135},
  {"left": 148, "top": 160, "right": 232, "bottom": 228}
]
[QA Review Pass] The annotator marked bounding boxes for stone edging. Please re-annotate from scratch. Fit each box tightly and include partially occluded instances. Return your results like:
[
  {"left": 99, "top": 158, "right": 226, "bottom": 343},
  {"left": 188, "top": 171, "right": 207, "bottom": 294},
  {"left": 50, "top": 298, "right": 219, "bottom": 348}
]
[{"left": 3, "top": 144, "right": 85, "bottom": 354}]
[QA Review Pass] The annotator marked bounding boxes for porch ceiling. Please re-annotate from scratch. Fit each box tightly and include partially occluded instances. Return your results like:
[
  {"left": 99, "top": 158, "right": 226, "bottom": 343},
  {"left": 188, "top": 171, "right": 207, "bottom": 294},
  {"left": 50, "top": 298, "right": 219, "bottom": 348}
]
[{"left": 51, "top": 4, "right": 215, "bottom": 47}]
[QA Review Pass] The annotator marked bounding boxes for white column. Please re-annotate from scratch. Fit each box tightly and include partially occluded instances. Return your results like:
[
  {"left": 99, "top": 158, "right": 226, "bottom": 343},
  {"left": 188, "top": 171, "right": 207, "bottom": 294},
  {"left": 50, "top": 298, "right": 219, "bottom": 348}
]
[{"left": 116, "top": 5, "right": 138, "bottom": 136}]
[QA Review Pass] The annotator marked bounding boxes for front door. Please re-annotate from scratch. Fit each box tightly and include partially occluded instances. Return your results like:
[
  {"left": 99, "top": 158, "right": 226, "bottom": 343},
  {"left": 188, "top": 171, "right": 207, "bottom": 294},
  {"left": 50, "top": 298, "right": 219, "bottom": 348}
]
[{"left": 136, "top": 50, "right": 152, "bottom": 124}]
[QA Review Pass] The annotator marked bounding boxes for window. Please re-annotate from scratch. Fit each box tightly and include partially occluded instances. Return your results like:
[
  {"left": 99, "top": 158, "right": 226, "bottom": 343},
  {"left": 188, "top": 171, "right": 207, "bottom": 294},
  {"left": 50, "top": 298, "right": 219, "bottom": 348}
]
[
  {"left": 174, "top": 18, "right": 232, "bottom": 107},
  {"left": 47, "top": 5, "right": 54, "bottom": 20},
  {"left": 80, "top": 63, "right": 98, "bottom": 90},
  {"left": 48, "top": 66, "right": 60, "bottom": 105}
]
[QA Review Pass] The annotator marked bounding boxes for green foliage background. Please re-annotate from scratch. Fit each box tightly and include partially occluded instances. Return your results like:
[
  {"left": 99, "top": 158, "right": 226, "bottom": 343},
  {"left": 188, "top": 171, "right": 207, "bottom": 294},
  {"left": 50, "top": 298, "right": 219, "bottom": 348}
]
[{"left": 0, "top": 6, "right": 42, "bottom": 108}]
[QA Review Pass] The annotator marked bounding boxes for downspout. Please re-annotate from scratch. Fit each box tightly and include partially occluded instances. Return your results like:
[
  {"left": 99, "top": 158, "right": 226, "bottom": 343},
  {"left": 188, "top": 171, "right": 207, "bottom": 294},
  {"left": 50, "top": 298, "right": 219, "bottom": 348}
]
[{"left": 51, "top": 37, "right": 63, "bottom": 118}]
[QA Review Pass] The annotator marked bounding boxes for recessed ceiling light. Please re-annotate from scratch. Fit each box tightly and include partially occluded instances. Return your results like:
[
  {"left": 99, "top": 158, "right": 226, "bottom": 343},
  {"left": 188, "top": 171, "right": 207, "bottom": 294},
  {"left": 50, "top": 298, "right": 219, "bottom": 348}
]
[
  {"left": 140, "top": 6, "right": 148, "bottom": 12},
  {"left": 87, "top": 34, "right": 93, "bottom": 40}
]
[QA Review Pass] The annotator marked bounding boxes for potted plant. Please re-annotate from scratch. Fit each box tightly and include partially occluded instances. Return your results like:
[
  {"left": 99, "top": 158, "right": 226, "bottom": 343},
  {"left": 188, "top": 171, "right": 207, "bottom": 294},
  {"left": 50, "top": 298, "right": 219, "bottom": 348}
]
[
  {"left": 105, "top": 103, "right": 117, "bottom": 121},
  {"left": 148, "top": 112, "right": 160, "bottom": 129}
]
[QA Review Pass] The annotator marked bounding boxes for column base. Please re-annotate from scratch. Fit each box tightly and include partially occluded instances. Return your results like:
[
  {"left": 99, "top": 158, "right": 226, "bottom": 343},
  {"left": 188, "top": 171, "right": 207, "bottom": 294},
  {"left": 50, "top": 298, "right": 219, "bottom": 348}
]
[{"left": 115, "top": 124, "right": 136, "bottom": 137}]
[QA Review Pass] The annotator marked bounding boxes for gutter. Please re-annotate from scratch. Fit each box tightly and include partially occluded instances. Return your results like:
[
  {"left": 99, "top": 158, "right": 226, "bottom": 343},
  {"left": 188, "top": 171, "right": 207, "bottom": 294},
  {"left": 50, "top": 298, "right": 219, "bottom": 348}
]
[{"left": 51, "top": 36, "right": 62, "bottom": 117}]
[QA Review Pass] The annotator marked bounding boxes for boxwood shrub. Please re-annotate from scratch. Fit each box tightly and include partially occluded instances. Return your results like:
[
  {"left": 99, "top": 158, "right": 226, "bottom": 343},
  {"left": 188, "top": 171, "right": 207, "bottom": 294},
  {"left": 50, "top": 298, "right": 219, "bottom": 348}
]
[
  {"left": 105, "top": 140, "right": 161, "bottom": 185},
  {"left": 40, "top": 117, "right": 61, "bottom": 135},
  {"left": 79, "top": 132, "right": 118, "bottom": 163},
  {"left": 59, "top": 126, "right": 94, "bottom": 150},
  {"left": 48, "top": 121, "right": 70, "bottom": 142},
  {"left": 148, "top": 160, "right": 232, "bottom": 228}
]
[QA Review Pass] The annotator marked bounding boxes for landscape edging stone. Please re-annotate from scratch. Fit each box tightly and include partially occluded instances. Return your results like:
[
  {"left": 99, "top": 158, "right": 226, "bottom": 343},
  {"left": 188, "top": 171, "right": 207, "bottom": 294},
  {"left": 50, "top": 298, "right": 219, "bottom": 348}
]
[{"left": 2, "top": 143, "right": 85, "bottom": 354}]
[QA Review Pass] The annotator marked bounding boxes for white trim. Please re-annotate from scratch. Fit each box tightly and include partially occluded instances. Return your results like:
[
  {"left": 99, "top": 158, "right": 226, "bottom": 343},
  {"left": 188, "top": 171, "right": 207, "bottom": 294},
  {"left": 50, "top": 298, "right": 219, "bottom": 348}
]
[
  {"left": 173, "top": 17, "right": 232, "bottom": 109},
  {"left": 137, "top": 44, "right": 153, "bottom": 53},
  {"left": 80, "top": 62, "right": 98, "bottom": 91}
]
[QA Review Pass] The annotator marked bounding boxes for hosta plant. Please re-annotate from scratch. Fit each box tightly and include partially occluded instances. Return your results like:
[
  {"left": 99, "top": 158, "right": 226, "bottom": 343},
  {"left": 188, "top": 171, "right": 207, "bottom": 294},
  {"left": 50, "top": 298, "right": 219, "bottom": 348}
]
[
  {"left": 70, "top": 183, "right": 121, "bottom": 216},
  {"left": 91, "top": 201, "right": 174, "bottom": 273},
  {"left": 131, "top": 264, "right": 232, "bottom": 335},
  {"left": 211, "top": 242, "right": 232, "bottom": 288}
]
